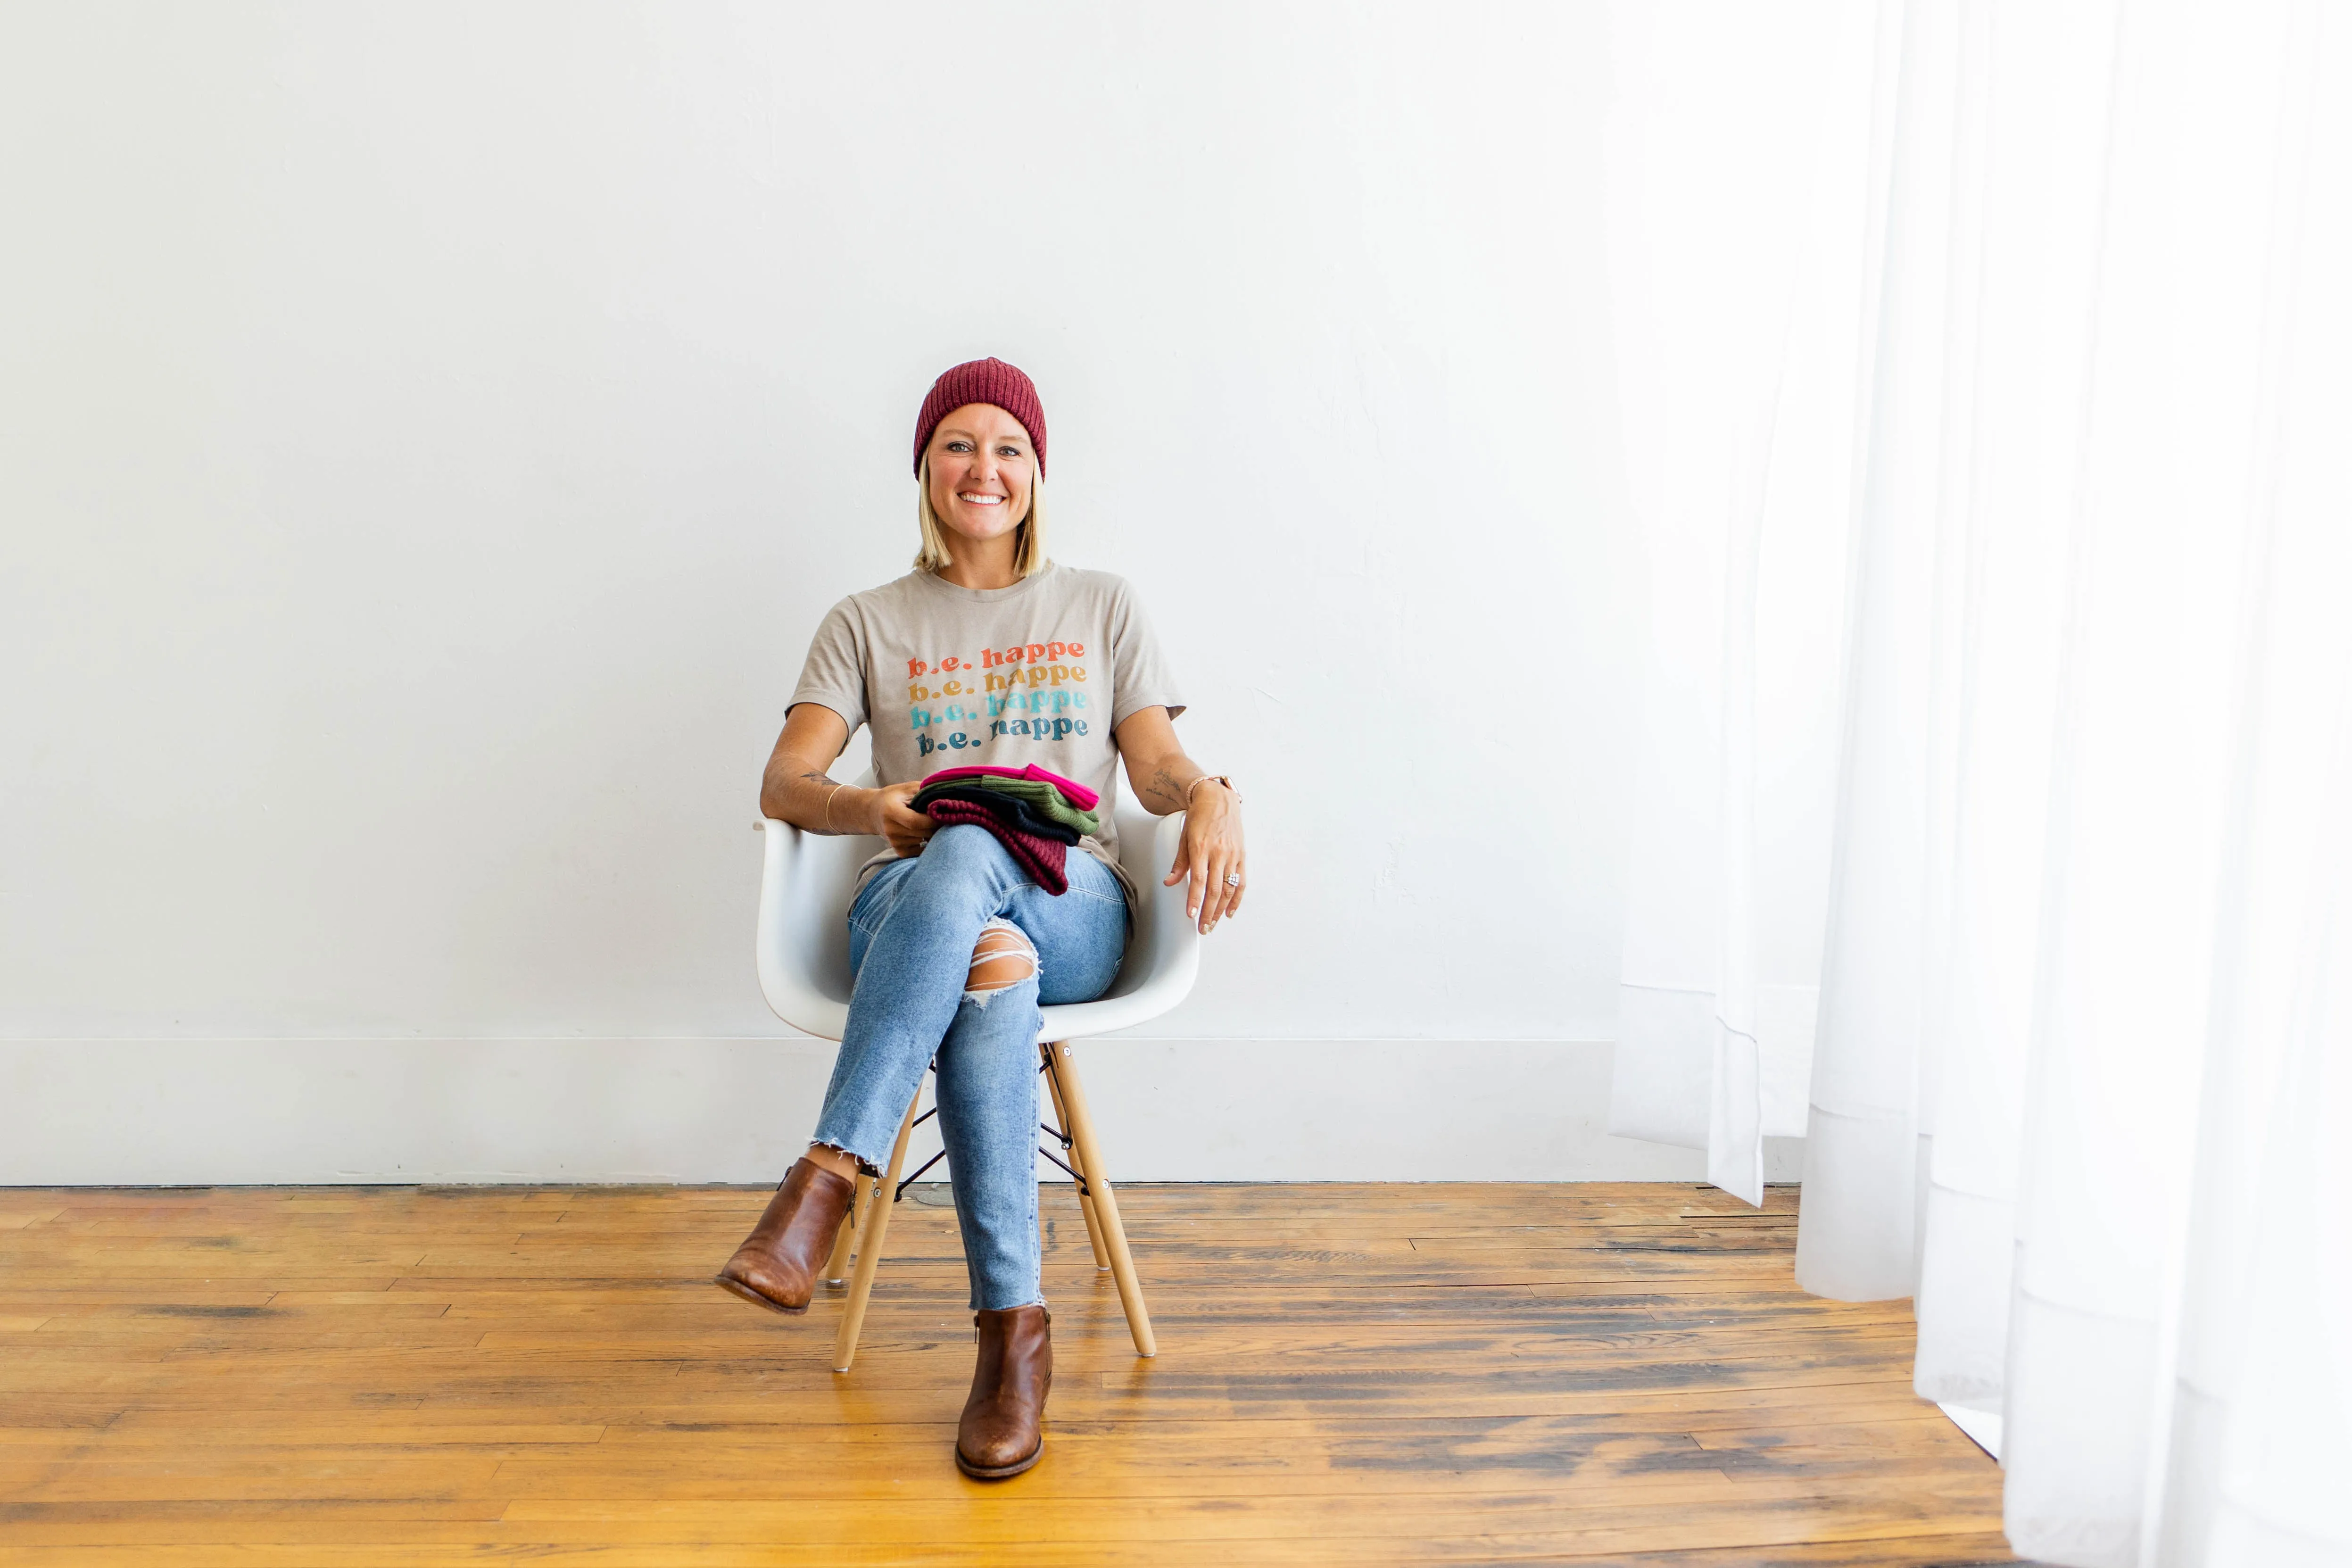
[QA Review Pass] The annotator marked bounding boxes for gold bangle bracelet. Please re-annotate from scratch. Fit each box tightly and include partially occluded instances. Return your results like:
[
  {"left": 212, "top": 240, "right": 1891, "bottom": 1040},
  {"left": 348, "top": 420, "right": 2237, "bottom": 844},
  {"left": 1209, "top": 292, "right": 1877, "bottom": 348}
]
[
  {"left": 823, "top": 781, "right": 845, "bottom": 832},
  {"left": 1184, "top": 774, "right": 1241, "bottom": 808}
]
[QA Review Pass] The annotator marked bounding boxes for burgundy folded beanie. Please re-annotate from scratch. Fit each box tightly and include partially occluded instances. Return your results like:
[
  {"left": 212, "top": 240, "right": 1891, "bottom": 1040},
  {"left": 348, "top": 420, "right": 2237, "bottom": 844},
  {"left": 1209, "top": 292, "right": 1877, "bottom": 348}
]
[{"left": 912, "top": 357, "right": 1048, "bottom": 478}]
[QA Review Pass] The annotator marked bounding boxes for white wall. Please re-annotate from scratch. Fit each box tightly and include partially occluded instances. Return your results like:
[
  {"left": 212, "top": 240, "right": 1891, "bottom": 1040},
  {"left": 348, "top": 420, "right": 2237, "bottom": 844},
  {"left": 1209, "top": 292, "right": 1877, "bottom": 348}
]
[{"left": 1, "top": 4, "right": 1764, "bottom": 1182}]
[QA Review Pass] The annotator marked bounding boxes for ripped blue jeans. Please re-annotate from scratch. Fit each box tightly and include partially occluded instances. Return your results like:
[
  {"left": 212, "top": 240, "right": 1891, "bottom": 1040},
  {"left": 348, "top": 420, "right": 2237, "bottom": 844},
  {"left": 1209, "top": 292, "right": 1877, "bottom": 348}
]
[{"left": 811, "top": 824, "right": 1127, "bottom": 1311}]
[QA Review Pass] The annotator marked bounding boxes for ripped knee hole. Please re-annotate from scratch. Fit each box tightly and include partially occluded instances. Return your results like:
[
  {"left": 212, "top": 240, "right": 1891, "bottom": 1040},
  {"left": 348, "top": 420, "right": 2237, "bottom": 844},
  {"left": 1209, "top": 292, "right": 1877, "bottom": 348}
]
[{"left": 964, "top": 918, "right": 1039, "bottom": 1003}]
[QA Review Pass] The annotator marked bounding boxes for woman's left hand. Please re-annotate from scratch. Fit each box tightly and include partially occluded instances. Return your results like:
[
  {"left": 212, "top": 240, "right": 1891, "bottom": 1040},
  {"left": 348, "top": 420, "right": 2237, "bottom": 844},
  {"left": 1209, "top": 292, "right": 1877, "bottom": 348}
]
[{"left": 1165, "top": 781, "right": 1245, "bottom": 933}]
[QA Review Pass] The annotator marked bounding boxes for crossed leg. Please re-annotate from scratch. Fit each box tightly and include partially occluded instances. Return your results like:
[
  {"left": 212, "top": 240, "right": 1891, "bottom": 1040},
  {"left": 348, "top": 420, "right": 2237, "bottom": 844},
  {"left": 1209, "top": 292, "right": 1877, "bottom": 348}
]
[{"left": 803, "top": 919, "right": 1039, "bottom": 1183}]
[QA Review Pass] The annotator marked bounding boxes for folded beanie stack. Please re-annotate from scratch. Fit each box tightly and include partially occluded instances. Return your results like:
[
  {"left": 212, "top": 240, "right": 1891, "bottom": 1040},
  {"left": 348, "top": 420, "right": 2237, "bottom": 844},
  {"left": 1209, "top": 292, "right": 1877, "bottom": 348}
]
[
  {"left": 912, "top": 765, "right": 1102, "bottom": 895},
  {"left": 919, "top": 762, "right": 1099, "bottom": 811},
  {"left": 914, "top": 784, "right": 1083, "bottom": 845}
]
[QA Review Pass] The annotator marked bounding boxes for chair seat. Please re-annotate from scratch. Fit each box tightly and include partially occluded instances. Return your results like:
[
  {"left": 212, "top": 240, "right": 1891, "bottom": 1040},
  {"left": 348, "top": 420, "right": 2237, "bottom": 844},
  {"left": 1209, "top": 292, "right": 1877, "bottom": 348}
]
[
  {"left": 754, "top": 797, "right": 1200, "bottom": 1046},
  {"left": 748, "top": 973, "right": 1190, "bottom": 1047}
]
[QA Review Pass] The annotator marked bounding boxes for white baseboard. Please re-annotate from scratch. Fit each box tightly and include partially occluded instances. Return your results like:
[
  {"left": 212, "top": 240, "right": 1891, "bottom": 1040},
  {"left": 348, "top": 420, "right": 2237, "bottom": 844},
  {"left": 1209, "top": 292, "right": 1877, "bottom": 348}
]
[{"left": 1, "top": 1037, "right": 1803, "bottom": 1186}]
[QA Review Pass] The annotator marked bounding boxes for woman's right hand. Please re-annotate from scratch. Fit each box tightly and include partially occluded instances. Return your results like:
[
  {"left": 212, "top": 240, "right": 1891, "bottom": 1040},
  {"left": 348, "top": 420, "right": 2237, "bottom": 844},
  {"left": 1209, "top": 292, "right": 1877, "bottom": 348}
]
[{"left": 867, "top": 781, "right": 936, "bottom": 857}]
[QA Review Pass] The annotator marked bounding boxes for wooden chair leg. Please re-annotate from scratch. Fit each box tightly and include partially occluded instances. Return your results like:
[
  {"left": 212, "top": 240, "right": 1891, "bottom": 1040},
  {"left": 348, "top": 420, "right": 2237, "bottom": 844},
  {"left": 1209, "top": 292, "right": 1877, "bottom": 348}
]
[
  {"left": 1047, "top": 1040, "right": 1156, "bottom": 1358},
  {"left": 822, "top": 1170, "right": 871, "bottom": 1288},
  {"left": 1041, "top": 1042, "right": 1111, "bottom": 1270},
  {"left": 831, "top": 1087, "right": 923, "bottom": 1374}
]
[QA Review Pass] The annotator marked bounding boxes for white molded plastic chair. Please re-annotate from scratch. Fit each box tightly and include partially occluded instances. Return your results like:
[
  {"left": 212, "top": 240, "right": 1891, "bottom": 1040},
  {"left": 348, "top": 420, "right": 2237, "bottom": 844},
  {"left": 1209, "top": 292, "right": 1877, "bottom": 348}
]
[{"left": 754, "top": 774, "right": 1200, "bottom": 1370}]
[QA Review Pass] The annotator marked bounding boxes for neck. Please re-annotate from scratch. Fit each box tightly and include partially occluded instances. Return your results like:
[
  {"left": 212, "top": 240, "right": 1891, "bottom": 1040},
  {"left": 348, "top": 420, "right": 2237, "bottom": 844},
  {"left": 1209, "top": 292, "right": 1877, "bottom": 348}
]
[{"left": 937, "top": 531, "right": 1023, "bottom": 591}]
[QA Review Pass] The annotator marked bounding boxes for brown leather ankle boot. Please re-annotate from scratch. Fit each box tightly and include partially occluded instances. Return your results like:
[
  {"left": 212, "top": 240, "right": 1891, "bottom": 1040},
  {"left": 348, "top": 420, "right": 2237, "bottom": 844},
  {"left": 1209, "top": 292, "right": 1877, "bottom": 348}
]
[
  {"left": 713, "top": 1158, "right": 855, "bottom": 1314},
  {"left": 956, "top": 1304, "right": 1052, "bottom": 1479}
]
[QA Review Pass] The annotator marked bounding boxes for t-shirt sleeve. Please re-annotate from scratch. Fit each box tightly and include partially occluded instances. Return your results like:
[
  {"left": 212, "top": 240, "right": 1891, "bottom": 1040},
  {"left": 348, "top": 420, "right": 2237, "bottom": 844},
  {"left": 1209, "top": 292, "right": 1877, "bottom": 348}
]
[
  {"left": 789, "top": 596, "right": 870, "bottom": 734},
  {"left": 1106, "top": 579, "right": 1186, "bottom": 729}
]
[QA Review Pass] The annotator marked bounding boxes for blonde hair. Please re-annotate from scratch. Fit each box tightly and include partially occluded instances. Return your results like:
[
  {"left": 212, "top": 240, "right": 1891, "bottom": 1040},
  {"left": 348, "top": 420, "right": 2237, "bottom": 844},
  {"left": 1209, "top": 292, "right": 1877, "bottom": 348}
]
[{"left": 913, "top": 454, "right": 1050, "bottom": 579}]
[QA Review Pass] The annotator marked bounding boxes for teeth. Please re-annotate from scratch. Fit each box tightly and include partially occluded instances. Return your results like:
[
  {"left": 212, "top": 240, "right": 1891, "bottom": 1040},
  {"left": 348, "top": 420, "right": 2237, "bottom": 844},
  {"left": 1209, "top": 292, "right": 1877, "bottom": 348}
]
[{"left": 959, "top": 493, "right": 1004, "bottom": 505}]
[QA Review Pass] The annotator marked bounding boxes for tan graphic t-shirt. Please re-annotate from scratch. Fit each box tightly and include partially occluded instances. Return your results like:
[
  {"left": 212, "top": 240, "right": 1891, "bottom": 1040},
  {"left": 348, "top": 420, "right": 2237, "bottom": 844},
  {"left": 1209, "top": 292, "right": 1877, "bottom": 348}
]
[{"left": 789, "top": 564, "right": 1185, "bottom": 913}]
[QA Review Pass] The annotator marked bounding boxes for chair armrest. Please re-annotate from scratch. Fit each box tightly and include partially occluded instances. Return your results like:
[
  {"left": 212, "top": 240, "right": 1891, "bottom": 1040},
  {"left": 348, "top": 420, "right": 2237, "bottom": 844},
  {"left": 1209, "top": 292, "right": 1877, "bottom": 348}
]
[{"left": 758, "top": 804, "right": 1203, "bottom": 1047}]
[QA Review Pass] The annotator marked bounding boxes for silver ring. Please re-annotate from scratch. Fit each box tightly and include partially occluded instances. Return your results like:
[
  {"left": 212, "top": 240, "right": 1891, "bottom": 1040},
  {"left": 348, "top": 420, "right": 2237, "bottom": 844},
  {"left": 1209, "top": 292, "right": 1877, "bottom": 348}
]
[{"left": 1223, "top": 872, "right": 1242, "bottom": 886}]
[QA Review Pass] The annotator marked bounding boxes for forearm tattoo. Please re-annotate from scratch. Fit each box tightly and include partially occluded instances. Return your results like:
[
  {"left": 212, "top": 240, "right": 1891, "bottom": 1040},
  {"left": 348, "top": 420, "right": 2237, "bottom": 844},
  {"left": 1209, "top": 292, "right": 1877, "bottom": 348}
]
[
  {"left": 1146, "top": 762, "right": 1196, "bottom": 813},
  {"left": 798, "top": 768, "right": 843, "bottom": 832},
  {"left": 769, "top": 763, "right": 846, "bottom": 832}
]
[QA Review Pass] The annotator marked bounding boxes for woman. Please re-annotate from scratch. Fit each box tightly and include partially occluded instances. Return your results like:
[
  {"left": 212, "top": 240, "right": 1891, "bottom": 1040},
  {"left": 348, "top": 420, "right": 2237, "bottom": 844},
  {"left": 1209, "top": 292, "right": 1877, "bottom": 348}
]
[{"left": 715, "top": 357, "right": 1246, "bottom": 1480}]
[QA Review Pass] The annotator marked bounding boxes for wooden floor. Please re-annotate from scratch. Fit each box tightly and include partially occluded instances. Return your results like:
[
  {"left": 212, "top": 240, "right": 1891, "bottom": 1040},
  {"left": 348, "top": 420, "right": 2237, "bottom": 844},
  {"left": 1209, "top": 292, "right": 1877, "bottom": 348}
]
[{"left": 0, "top": 1182, "right": 2020, "bottom": 1566}]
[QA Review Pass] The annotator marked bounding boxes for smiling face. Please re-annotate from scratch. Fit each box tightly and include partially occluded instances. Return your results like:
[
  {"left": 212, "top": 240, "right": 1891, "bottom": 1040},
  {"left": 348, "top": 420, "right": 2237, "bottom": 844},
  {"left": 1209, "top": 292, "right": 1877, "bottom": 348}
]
[{"left": 923, "top": 402, "right": 1037, "bottom": 549}]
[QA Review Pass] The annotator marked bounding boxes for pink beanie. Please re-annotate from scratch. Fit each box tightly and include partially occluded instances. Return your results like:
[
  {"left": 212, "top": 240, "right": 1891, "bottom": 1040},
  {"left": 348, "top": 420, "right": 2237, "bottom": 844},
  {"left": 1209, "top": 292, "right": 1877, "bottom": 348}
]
[{"left": 912, "top": 357, "right": 1048, "bottom": 478}]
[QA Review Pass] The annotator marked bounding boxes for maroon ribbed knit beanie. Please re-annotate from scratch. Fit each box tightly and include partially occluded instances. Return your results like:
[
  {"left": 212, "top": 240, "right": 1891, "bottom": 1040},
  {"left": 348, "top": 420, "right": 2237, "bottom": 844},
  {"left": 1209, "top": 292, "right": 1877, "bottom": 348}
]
[{"left": 912, "top": 357, "right": 1047, "bottom": 478}]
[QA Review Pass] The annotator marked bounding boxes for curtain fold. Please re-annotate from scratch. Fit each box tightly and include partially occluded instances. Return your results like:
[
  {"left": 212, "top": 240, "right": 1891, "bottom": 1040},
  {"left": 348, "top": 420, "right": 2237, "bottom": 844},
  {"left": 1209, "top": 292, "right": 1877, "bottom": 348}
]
[
  {"left": 1607, "top": 0, "right": 1872, "bottom": 1206},
  {"left": 1607, "top": 0, "right": 2352, "bottom": 1560}
]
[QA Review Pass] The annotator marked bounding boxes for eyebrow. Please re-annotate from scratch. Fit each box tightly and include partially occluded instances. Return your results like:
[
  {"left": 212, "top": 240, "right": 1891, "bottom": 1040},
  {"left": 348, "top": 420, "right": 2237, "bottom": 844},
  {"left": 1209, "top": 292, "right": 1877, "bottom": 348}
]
[{"left": 936, "top": 427, "right": 1027, "bottom": 444}]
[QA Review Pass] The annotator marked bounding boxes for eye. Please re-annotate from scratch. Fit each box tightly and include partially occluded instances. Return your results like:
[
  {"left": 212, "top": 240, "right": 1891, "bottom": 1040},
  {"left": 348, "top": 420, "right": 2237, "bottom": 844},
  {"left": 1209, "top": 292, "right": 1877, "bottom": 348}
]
[
  {"left": 944, "top": 440, "right": 972, "bottom": 453},
  {"left": 997, "top": 445, "right": 1023, "bottom": 458}
]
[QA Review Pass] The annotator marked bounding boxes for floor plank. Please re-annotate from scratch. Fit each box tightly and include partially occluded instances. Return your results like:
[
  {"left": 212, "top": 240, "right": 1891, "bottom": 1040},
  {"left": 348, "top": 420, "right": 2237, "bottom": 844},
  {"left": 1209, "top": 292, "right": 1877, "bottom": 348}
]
[{"left": 0, "top": 1182, "right": 2025, "bottom": 1565}]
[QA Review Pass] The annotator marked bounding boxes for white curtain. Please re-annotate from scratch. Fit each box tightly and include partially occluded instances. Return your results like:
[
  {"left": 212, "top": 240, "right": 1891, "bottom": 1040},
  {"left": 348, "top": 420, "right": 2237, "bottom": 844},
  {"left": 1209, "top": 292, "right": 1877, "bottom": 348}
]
[
  {"left": 1607, "top": 3, "right": 2352, "bottom": 1563},
  {"left": 1605, "top": 0, "right": 1874, "bottom": 1205}
]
